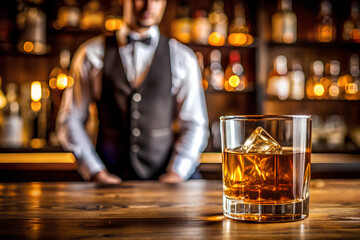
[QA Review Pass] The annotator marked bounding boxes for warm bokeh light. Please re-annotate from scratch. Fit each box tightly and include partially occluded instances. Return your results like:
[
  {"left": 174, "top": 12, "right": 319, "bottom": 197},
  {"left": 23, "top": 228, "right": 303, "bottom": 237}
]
[
  {"left": 49, "top": 78, "right": 57, "bottom": 89},
  {"left": 338, "top": 75, "right": 351, "bottom": 87},
  {"left": 228, "top": 33, "right": 247, "bottom": 46},
  {"left": 351, "top": 29, "right": 360, "bottom": 42},
  {"left": 31, "top": 101, "right": 41, "bottom": 112},
  {"left": 229, "top": 75, "right": 240, "bottom": 87},
  {"left": 31, "top": 81, "right": 42, "bottom": 102},
  {"left": 33, "top": 42, "right": 45, "bottom": 54},
  {"left": 23, "top": 41, "right": 34, "bottom": 53},
  {"left": 240, "top": 82, "right": 246, "bottom": 91},
  {"left": 208, "top": 32, "right": 225, "bottom": 46},
  {"left": 43, "top": 88, "right": 50, "bottom": 99},
  {"left": 175, "top": 33, "right": 191, "bottom": 43},
  {"left": 224, "top": 81, "right": 232, "bottom": 92},
  {"left": 67, "top": 76, "right": 74, "bottom": 87},
  {"left": 314, "top": 83, "right": 325, "bottom": 96},
  {"left": 318, "top": 26, "right": 333, "bottom": 42},
  {"left": 0, "top": 76, "right": 7, "bottom": 109},
  {"left": 202, "top": 79, "right": 208, "bottom": 90},
  {"left": 245, "top": 34, "right": 254, "bottom": 45},
  {"left": 30, "top": 182, "right": 42, "bottom": 197},
  {"left": 57, "top": 74, "right": 68, "bottom": 90},
  {"left": 283, "top": 32, "right": 294, "bottom": 43},
  {"left": 105, "top": 18, "right": 123, "bottom": 31},
  {"left": 346, "top": 83, "right": 358, "bottom": 95},
  {"left": 329, "top": 83, "right": 340, "bottom": 98},
  {"left": 53, "top": 20, "right": 62, "bottom": 30},
  {"left": 30, "top": 138, "right": 46, "bottom": 149},
  {"left": 0, "top": 94, "right": 6, "bottom": 109}
]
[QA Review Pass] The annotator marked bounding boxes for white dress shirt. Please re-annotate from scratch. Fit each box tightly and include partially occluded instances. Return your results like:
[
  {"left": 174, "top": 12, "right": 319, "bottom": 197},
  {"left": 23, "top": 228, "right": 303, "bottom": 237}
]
[{"left": 56, "top": 25, "right": 209, "bottom": 180}]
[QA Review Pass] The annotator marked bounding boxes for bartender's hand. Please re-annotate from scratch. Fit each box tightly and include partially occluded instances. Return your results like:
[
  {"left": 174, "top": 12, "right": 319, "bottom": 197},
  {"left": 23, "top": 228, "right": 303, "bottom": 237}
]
[
  {"left": 91, "top": 170, "right": 122, "bottom": 184},
  {"left": 159, "top": 170, "right": 184, "bottom": 183}
]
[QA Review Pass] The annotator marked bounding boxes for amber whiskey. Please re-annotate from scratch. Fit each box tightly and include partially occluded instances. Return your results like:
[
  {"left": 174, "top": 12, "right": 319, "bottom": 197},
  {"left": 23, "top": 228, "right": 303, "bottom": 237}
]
[{"left": 223, "top": 149, "right": 311, "bottom": 205}]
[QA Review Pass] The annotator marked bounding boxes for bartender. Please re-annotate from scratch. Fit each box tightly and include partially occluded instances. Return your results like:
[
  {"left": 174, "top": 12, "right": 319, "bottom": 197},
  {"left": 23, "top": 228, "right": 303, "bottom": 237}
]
[{"left": 56, "top": 0, "right": 209, "bottom": 183}]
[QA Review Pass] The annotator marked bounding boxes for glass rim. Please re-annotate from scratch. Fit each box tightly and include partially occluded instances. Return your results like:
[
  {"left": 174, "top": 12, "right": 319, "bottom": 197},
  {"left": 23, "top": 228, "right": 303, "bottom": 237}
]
[{"left": 220, "top": 115, "right": 312, "bottom": 121}]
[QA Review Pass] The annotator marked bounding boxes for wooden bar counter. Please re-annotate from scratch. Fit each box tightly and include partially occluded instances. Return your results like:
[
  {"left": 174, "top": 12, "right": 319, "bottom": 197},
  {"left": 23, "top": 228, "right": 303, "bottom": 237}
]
[{"left": 0, "top": 180, "right": 359, "bottom": 239}]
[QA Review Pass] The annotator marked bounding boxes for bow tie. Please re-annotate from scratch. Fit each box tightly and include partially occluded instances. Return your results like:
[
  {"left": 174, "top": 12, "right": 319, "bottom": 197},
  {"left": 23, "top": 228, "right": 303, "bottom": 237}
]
[{"left": 127, "top": 35, "right": 151, "bottom": 45}]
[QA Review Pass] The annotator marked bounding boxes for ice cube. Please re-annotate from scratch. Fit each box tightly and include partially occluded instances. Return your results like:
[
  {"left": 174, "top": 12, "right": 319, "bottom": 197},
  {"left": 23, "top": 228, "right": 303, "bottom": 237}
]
[{"left": 241, "top": 126, "right": 283, "bottom": 153}]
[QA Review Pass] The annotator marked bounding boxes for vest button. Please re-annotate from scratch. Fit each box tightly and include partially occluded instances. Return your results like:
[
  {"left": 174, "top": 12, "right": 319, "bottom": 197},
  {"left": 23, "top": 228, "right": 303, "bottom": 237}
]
[
  {"left": 132, "top": 110, "right": 141, "bottom": 119},
  {"left": 132, "top": 128, "right": 141, "bottom": 137},
  {"left": 131, "top": 144, "right": 140, "bottom": 153},
  {"left": 132, "top": 93, "right": 142, "bottom": 102}
]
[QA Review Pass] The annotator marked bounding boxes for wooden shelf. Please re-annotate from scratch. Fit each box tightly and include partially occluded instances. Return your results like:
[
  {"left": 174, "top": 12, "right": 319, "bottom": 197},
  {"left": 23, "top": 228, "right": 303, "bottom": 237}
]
[
  {"left": 205, "top": 90, "right": 255, "bottom": 94},
  {"left": 265, "top": 98, "right": 360, "bottom": 103},
  {"left": 0, "top": 152, "right": 76, "bottom": 171},
  {"left": 187, "top": 39, "right": 259, "bottom": 49},
  {"left": 268, "top": 41, "right": 360, "bottom": 49}
]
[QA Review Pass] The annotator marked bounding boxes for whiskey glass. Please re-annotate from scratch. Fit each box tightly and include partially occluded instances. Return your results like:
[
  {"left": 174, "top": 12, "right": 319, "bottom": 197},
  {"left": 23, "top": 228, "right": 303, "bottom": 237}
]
[{"left": 220, "top": 115, "right": 311, "bottom": 222}]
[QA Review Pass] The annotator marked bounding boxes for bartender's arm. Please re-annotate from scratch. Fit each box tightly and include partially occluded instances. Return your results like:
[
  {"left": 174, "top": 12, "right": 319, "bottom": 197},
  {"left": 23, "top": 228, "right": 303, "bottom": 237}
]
[
  {"left": 159, "top": 39, "right": 209, "bottom": 182},
  {"left": 56, "top": 38, "right": 121, "bottom": 184}
]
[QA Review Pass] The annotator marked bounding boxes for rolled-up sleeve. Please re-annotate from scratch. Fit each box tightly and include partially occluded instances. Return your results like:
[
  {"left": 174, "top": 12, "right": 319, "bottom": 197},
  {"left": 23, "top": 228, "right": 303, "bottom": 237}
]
[{"left": 167, "top": 39, "right": 209, "bottom": 179}]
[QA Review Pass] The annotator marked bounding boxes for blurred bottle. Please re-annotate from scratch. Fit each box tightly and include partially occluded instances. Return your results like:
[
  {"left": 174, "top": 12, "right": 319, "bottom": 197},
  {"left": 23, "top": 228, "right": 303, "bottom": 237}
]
[
  {"left": 17, "top": 0, "right": 47, "bottom": 55},
  {"left": 343, "top": 1, "right": 360, "bottom": 43},
  {"left": 306, "top": 61, "right": 325, "bottom": 99},
  {"left": 171, "top": 0, "right": 191, "bottom": 43},
  {"left": 228, "top": 2, "right": 253, "bottom": 46},
  {"left": 0, "top": 83, "right": 23, "bottom": 148},
  {"left": 80, "top": 0, "right": 104, "bottom": 30},
  {"left": 315, "top": 0, "right": 336, "bottom": 42},
  {"left": 195, "top": 51, "right": 208, "bottom": 91},
  {"left": 289, "top": 59, "right": 305, "bottom": 100},
  {"left": 327, "top": 60, "right": 341, "bottom": 99},
  {"left": 20, "top": 81, "right": 50, "bottom": 148},
  {"left": 324, "top": 115, "right": 347, "bottom": 148},
  {"left": 271, "top": 0, "right": 297, "bottom": 43},
  {"left": 207, "top": 49, "right": 224, "bottom": 90},
  {"left": 191, "top": 10, "right": 212, "bottom": 44},
  {"left": 267, "top": 55, "right": 290, "bottom": 100},
  {"left": 224, "top": 50, "right": 246, "bottom": 92},
  {"left": 208, "top": 0, "right": 228, "bottom": 46},
  {"left": 311, "top": 114, "right": 323, "bottom": 145},
  {"left": 211, "top": 120, "right": 221, "bottom": 151},
  {"left": 345, "top": 54, "right": 360, "bottom": 100},
  {"left": 54, "top": 0, "right": 80, "bottom": 29},
  {"left": 104, "top": 0, "right": 123, "bottom": 32}
]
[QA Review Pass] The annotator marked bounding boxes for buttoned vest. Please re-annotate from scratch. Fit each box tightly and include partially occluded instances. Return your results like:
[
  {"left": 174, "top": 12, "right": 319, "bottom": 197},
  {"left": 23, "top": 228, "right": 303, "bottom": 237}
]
[{"left": 96, "top": 33, "right": 175, "bottom": 179}]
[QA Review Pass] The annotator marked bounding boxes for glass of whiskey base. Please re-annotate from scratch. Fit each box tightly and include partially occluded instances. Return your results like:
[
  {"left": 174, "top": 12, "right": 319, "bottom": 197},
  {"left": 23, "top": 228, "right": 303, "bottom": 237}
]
[{"left": 220, "top": 115, "right": 311, "bottom": 222}]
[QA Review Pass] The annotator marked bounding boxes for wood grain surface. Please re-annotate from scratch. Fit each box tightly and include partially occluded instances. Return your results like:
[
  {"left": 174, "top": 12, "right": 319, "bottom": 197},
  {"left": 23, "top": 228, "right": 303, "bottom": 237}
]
[{"left": 0, "top": 180, "right": 359, "bottom": 239}]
